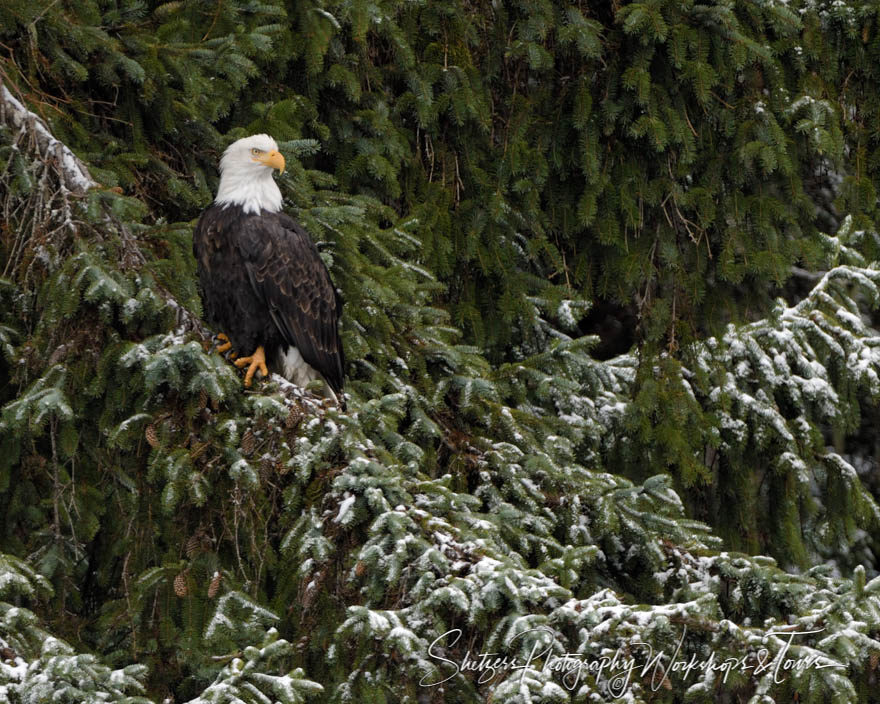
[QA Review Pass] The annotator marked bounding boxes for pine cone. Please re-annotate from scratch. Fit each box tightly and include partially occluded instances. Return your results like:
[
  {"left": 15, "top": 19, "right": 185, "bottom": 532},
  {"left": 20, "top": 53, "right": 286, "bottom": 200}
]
[
  {"left": 185, "top": 534, "right": 202, "bottom": 559},
  {"left": 199, "top": 532, "right": 214, "bottom": 552},
  {"left": 285, "top": 403, "right": 303, "bottom": 429},
  {"left": 173, "top": 571, "right": 188, "bottom": 597},
  {"left": 198, "top": 388, "right": 208, "bottom": 410},
  {"left": 145, "top": 424, "right": 159, "bottom": 448},
  {"left": 241, "top": 428, "right": 256, "bottom": 455},
  {"left": 208, "top": 571, "right": 222, "bottom": 599}
]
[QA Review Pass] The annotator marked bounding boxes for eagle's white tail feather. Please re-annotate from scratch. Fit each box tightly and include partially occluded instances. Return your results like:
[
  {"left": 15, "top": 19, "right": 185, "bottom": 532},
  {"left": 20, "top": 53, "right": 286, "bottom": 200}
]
[{"left": 277, "top": 346, "right": 340, "bottom": 404}]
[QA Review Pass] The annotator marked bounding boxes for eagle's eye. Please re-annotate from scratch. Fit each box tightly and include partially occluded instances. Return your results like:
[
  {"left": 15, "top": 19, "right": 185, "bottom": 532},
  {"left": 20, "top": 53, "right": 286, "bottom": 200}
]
[{"left": 251, "top": 147, "right": 263, "bottom": 156}]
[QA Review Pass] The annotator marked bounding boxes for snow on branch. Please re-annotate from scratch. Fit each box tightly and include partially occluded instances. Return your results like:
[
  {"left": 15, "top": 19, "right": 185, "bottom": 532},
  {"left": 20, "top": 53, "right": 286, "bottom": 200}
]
[
  {"left": 0, "top": 76, "right": 102, "bottom": 281},
  {"left": 0, "top": 76, "right": 210, "bottom": 339},
  {"left": 0, "top": 80, "right": 96, "bottom": 194}
]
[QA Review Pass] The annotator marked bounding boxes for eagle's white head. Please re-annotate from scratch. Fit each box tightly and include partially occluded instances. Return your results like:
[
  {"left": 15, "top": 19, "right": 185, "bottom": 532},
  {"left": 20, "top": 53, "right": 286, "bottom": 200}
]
[{"left": 214, "top": 134, "right": 286, "bottom": 215}]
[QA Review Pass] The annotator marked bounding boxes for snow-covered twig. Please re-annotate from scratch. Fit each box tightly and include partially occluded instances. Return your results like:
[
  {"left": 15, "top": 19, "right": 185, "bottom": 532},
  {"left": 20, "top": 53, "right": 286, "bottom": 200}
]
[
  {"left": 0, "top": 80, "right": 95, "bottom": 194},
  {"left": 0, "top": 76, "right": 209, "bottom": 338}
]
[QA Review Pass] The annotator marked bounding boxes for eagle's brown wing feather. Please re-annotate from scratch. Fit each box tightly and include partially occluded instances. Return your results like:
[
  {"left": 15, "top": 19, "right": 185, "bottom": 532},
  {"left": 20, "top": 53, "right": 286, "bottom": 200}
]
[{"left": 240, "top": 213, "right": 345, "bottom": 393}]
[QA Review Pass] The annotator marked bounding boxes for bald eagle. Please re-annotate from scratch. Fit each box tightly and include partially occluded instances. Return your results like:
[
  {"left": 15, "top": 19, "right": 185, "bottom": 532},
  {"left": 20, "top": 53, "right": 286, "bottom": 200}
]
[{"left": 193, "top": 134, "right": 344, "bottom": 405}]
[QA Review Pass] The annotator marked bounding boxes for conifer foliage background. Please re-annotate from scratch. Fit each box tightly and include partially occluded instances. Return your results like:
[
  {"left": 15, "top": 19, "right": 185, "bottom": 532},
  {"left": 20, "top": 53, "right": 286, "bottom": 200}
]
[{"left": 2, "top": 0, "right": 880, "bottom": 702}]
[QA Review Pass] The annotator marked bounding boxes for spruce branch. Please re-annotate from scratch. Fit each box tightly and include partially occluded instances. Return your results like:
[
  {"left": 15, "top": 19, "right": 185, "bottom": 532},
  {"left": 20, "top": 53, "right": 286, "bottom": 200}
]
[{"left": 0, "top": 74, "right": 209, "bottom": 337}]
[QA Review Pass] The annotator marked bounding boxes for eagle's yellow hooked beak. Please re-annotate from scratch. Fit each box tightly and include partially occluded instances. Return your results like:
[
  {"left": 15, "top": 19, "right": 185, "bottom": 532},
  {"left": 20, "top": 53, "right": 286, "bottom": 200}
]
[{"left": 257, "top": 149, "right": 285, "bottom": 174}]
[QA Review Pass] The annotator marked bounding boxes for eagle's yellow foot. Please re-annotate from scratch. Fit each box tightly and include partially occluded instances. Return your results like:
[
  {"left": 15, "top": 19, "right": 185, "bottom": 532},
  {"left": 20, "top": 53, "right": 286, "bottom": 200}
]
[
  {"left": 234, "top": 346, "right": 268, "bottom": 387},
  {"left": 214, "top": 333, "right": 233, "bottom": 355},
  {"left": 213, "top": 333, "right": 238, "bottom": 360}
]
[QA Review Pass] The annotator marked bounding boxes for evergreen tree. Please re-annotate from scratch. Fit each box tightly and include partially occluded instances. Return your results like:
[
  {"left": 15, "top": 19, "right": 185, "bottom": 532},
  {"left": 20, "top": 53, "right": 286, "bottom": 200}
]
[{"left": 2, "top": 0, "right": 880, "bottom": 702}]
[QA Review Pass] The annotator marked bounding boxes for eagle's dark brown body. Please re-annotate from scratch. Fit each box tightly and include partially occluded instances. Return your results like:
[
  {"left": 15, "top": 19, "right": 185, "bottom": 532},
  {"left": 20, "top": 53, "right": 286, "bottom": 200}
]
[{"left": 192, "top": 203, "right": 344, "bottom": 395}]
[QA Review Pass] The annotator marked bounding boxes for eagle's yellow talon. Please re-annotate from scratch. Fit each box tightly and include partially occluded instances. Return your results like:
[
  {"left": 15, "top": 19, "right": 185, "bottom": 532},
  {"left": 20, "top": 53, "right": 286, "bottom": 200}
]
[
  {"left": 214, "top": 332, "right": 233, "bottom": 355},
  {"left": 234, "top": 346, "right": 268, "bottom": 387}
]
